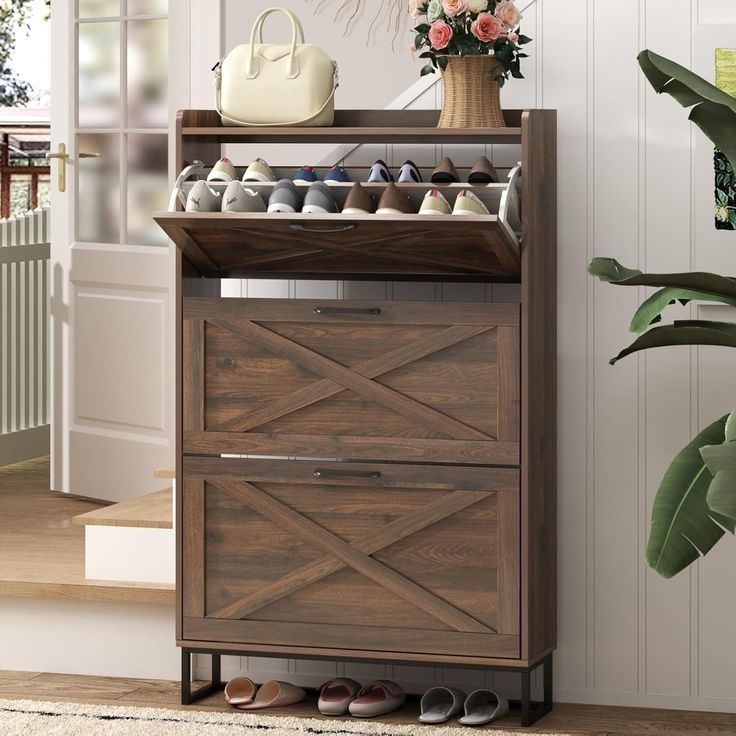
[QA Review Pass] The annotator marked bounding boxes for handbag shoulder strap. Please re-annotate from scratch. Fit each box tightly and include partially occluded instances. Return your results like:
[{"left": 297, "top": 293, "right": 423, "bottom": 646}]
[{"left": 214, "top": 63, "right": 337, "bottom": 127}]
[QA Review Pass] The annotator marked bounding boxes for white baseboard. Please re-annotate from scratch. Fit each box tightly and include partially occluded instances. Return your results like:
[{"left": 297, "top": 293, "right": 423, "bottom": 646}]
[
  {"left": 85, "top": 526, "right": 175, "bottom": 584},
  {"left": 555, "top": 688, "right": 736, "bottom": 714},
  {"left": 0, "top": 597, "right": 178, "bottom": 680},
  {"left": 0, "top": 426, "right": 49, "bottom": 468}
]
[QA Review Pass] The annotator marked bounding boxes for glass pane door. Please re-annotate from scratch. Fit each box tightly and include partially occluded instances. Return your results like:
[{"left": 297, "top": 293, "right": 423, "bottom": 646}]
[{"left": 75, "top": 0, "right": 168, "bottom": 246}]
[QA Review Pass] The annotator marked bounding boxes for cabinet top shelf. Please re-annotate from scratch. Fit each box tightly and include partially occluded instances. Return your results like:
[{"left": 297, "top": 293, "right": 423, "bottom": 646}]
[{"left": 177, "top": 109, "right": 543, "bottom": 144}]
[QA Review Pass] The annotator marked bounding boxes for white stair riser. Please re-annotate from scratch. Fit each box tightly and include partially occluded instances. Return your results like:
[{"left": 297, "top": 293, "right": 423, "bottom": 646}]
[{"left": 85, "top": 526, "right": 175, "bottom": 584}]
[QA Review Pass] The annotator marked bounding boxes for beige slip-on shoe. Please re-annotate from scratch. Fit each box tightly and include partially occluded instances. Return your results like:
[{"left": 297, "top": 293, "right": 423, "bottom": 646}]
[
  {"left": 207, "top": 157, "right": 237, "bottom": 183},
  {"left": 419, "top": 189, "right": 452, "bottom": 215},
  {"left": 453, "top": 189, "right": 490, "bottom": 216}
]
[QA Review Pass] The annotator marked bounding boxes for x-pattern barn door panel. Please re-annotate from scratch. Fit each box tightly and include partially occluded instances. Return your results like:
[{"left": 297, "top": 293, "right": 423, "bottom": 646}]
[
  {"left": 182, "top": 457, "right": 520, "bottom": 660},
  {"left": 183, "top": 299, "right": 520, "bottom": 465}
]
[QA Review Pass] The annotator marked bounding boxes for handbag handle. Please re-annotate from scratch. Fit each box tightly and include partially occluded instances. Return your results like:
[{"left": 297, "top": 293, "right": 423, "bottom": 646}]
[
  {"left": 254, "top": 7, "right": 305, "bottom": 45},
  {"left": 246, "top": 7, "right": 305, "bottom": 79}
]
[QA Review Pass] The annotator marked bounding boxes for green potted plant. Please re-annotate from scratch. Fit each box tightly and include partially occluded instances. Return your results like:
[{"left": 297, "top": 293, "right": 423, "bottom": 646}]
[
  {"left": 590, "top": 50, "right": 736, "bottom": 578},
  {"left": 409, "top": 0, "right": 531, "bottom": 128}
]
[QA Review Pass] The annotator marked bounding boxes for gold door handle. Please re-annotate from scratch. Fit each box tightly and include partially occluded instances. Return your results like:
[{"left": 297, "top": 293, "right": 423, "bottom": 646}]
[
  {"left": 46, "top": 145, "right": 101, "bottom": 192},
  {"left": 46, "top": 143, "right": 69, "bottom": 192}
]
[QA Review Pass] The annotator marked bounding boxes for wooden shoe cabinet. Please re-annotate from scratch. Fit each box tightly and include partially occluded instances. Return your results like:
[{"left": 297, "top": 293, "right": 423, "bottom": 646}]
[{"left": 156, "top": 109, "right": 556, "bottom": 726}]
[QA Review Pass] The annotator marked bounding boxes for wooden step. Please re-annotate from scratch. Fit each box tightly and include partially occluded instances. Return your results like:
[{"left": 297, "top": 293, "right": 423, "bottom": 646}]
[
  {"left": 73, "top": 488, "right": 172, "bottom": 530},
  {"left": 0, "top": 457, "right": 174, "bottom": 605}
]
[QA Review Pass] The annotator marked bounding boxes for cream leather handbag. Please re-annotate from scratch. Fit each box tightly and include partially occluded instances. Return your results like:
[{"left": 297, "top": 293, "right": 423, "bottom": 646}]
[{"left": 214, "top": 7, "right": 338, "bottom": 127}]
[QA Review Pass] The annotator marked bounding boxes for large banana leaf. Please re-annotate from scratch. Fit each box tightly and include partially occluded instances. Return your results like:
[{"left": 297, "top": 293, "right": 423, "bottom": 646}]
[
  {"left": 702, "top": 408, "right": 736, "bottom": 522},
  {"left": 647, "top": 414, "right": 735, "bottom": 578},
  {"left": 638, "top": 50, "right": 736, "bottom": 172},
  {"left": 630, "top": 288, "right": 736, "bottom": 334},
  {"left": 588, "top": 258, "right": 736, "bottom": 300},
  {"left": 609, "top": 320, "right": 736, "bottom": 364}
]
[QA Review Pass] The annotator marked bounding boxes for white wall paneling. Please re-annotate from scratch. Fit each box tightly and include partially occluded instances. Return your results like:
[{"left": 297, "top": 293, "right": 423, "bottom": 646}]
[
  {"left": 0, "top": 598, "right": 178, "bottom": 680},
  {"left": 183, "top": 0, "right": 736, "bottom": 711},
  {"left": 697, "top": 0, "right": 736, "bottom": 25}
]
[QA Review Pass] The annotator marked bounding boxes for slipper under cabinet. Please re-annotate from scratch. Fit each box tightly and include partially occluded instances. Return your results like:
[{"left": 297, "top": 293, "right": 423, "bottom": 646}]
[{"left": 160, "top": 109, "right": 556, "bottom": 725}]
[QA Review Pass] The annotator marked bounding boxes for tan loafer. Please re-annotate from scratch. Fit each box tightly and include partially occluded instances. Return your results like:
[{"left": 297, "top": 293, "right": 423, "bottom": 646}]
[
  {"left": 468, "top": 155, "right": 499, "bottom": 184},
  {"left": 431, "top": 156, "right": 460, "bottom": 184},
  {"left": 376, "top": 183, "right": 415, "bottom": 215}
]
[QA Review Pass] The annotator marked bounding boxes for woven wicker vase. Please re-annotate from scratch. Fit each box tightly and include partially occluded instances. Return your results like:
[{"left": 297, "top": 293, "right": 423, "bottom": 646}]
[{"left": 438, "top": 55, "right": 505, "bottom": 128}]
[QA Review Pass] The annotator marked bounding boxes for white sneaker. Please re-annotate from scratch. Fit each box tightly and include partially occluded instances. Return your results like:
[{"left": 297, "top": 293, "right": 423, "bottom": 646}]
[
  {"left": 243, "top": 158, "right": 276, "bottom": 183},
  {"left": 185, "top": 180, "right": 221, "bottom": 212},
  {"left": 221, "top": 181, "right": 266, "bottom": 213},
  {"left": 453, "top": 189, "right": 490, "bottom": 216},
  {"left": 207, "top": 157, "right": 237, "bottom": 183}
]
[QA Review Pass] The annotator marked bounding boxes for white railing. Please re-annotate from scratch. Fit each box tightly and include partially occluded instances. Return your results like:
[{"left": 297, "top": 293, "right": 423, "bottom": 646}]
[{"left": 0, "top": 207, "right": 50, "bottom": 466}]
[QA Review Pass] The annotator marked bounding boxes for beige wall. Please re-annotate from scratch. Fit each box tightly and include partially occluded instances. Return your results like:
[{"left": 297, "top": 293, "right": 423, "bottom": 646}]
[{"left": 184, "top": 0, "right": 736, "bottom": 712}]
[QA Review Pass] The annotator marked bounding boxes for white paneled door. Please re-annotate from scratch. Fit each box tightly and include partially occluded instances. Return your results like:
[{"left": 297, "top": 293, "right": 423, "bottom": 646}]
[{"left": 50, "top": 1, "right": 181, "bottom": 501}]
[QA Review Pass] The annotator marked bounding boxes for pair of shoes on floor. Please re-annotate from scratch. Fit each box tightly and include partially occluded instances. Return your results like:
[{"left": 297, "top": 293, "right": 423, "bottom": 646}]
[
  {"left": 367, "top": 159, "right": 422, "bottom": 184},
  {"left": 224, "top": 677, "right": 305, "bottom": 710},
  {"left": 431, "top": 155, "right": 498, "bottom": 185},
  {"left": 294, "top": 164, "right": 351, "bottom": 185},
  {"left": 419, "top": 686, "right": 509, "bottom": 726},
  {"left": 419, "top": 188, "right": 490, "bottom": 216},
  {"left": 318, "top": 678, "right": 405, "bottom": 718}
]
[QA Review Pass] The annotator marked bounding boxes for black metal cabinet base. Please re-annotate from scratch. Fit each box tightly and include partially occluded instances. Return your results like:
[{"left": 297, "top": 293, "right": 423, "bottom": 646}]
[{"left": 180, "top": 648, "right": 553, "bottom": 727}]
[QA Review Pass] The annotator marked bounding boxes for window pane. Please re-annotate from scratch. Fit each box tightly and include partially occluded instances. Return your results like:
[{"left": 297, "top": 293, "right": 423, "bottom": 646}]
[
  {"left": 127, "top": 19, "right": 167, "bottom": 128},
  {"left": 78, "top": 21, "right": 120, "bottom": 127},
  {"left": 10, "top": 176, "right": 31, "bottom": 217},
  {"left": 127, "top": 134, "right": 167, "bottom": 246},
  {"left": 37, "top": 177, "right": 51, "bottom": 209},
  {"left": 77, "top": 133, "right": 120, "bottom": 244},
  {"left": 127, "top": 0, "right": 167, "bottom": 14},
  {"left": 78, "top": 0, "right": 120, "bottom": 17}
]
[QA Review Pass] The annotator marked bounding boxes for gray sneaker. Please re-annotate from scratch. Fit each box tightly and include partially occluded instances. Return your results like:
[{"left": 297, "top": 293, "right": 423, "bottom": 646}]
[
  {"left": 222, "top": 181, "right": 266, "bottom": 213},
  {"left": 302, "top": 181, "right": 339, "bottom": 214},
  {"left": 185, "top": 180, "right": 221, "bottom": 212},
  {"left": 267, "top": 179, "right": 302, "bottom": 213}
]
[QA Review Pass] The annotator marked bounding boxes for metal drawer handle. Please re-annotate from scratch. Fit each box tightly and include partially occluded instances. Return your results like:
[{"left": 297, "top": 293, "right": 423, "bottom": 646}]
[
  {"left": 313, "top": 468, "right": 381, "bottom": 479},
  {"left": 290, "top": 223, "right": 356, "bottom": 233},
  {"left": 313, "top": 306, "right": 381, "bottom": 316}
]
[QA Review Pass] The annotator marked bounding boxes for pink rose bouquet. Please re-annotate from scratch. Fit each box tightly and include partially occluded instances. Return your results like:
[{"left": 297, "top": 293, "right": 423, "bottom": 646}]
[{"left": 410, "top": 0, "right": 530, "bottom": 86}]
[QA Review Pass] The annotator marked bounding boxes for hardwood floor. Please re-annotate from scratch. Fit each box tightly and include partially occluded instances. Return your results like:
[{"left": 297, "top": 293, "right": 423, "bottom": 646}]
[
  {"left": 0, "top": 671, "right": 735, "bottom": 735},
  {"left": 0, "top": 457, "right": 174, "bottom": 604}
]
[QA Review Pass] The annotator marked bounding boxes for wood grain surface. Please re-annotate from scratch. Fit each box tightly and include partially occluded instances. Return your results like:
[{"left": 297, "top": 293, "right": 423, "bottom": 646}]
[{"left": 0, "top": 458, "right": 174, "bottom": 605}]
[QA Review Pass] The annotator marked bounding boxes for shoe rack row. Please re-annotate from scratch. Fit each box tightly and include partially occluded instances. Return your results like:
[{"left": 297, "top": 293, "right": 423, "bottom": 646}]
[{"left": 169, "top": 158, "right": 521, "bottom": 240}]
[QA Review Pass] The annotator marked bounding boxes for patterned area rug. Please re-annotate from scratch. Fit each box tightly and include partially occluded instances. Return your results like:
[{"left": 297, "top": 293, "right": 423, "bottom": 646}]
[{"left": 0, "top": 698, "right": 557, "bottom": 735}]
